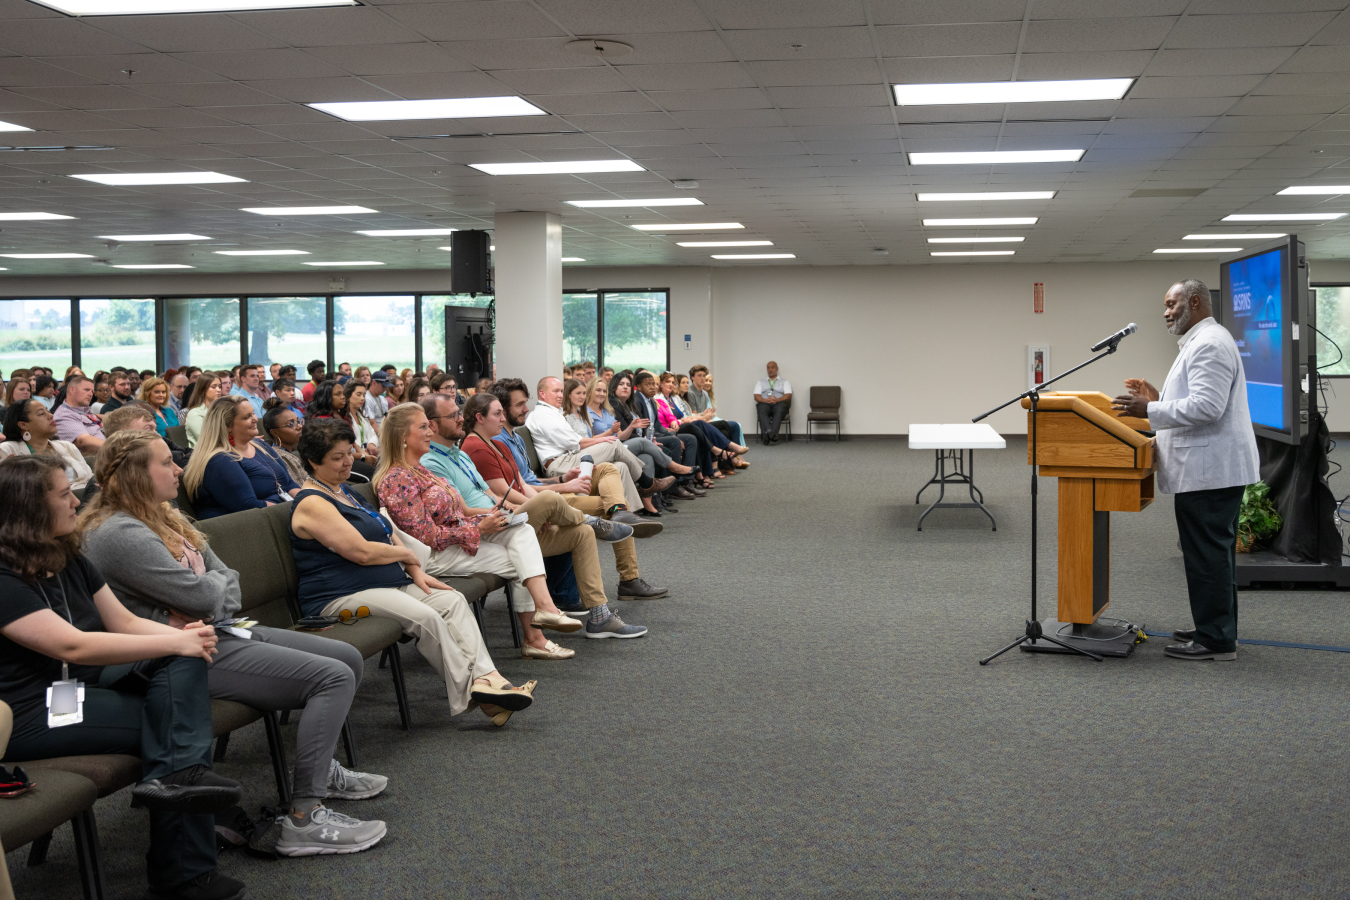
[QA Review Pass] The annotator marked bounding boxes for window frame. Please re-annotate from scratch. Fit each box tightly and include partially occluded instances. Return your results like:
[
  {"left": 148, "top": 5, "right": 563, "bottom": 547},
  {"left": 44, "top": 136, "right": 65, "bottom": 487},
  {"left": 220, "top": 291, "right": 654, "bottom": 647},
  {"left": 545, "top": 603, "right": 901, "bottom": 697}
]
[
  {"left": 563, "top": 286, "right": 671, "bottom": 373},
  {"left": 1312, "top": 282, "right": 1350, "bottom": 378}
]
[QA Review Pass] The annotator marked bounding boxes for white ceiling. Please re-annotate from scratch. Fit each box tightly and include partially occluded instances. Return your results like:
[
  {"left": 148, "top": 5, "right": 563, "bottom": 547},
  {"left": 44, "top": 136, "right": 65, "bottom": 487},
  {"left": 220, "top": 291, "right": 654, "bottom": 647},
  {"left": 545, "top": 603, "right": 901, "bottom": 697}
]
[{"left": 0, "top": 0, "right": 1348, "bottom": 276}]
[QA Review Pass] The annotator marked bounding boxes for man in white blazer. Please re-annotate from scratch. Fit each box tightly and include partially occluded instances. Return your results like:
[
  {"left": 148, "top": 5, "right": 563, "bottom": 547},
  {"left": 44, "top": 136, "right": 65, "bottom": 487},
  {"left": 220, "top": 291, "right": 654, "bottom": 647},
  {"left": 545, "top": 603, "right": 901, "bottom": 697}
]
[{"left": 1114, "top": 278, "right": 1260, "bottom": 661}]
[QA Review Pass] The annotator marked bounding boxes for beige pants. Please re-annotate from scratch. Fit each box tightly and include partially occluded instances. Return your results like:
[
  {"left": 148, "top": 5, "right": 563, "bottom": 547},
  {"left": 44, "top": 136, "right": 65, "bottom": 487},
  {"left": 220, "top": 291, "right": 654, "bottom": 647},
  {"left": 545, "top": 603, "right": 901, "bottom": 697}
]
[
  {"left": 519, "top": 490, "right": 610, "bottom": 608},
  {"left": 321, "top": 584, "right": 493, "bottom": 716},
  {"left": 562, "top": 463, "right": 639, "bottom": 581},
  {"left": 544, "top": 440, "right": 643, "bottom": 511},
  {"left": 425, "top": 516, "right": 549, "bottom": 612}
]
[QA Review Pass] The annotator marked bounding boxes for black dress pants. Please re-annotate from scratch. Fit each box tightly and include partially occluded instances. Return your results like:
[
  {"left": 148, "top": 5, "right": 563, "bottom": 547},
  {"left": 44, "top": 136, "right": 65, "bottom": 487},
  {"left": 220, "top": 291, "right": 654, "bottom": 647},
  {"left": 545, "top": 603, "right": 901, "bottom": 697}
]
[
  {"left": 1173, "top": 485, "right": 1244, "bottom": 653},
  {"left": 757, "top": 401, "right": 787, "bottom": 438}
]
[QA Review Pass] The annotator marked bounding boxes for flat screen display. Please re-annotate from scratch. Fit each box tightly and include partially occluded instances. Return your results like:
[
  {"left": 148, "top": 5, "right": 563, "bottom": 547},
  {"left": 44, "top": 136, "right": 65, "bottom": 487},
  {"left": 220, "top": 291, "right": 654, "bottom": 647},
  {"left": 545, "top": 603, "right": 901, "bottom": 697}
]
[{"left": 1222, "top": 246, "right": 1286, "bottom": 431}]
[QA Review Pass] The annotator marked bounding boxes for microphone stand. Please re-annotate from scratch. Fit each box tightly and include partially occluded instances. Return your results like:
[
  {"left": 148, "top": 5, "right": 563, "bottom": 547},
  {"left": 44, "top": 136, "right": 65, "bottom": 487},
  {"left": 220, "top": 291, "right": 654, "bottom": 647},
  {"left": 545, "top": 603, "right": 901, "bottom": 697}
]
[{"left": 974, "top": 337, "right": 1129, "bottom": 665}]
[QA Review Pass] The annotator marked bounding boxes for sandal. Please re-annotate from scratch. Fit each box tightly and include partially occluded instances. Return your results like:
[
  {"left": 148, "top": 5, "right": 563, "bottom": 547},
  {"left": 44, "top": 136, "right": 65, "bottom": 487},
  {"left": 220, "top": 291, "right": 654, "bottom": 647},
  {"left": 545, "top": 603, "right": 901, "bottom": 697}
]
[
  {"left": 471, "top": 673, "right": 535, "bottom": 711},
  {"left": 522, "top": 640, "right": 576, "bottom": 660}
]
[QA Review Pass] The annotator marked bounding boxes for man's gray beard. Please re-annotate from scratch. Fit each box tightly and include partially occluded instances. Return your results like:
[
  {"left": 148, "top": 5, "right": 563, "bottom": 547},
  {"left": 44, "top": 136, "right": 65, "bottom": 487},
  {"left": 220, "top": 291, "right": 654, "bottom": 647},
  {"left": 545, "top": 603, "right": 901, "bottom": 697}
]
[{"left": 1167, "top": 305, "right": 1194, "bottom": 335}]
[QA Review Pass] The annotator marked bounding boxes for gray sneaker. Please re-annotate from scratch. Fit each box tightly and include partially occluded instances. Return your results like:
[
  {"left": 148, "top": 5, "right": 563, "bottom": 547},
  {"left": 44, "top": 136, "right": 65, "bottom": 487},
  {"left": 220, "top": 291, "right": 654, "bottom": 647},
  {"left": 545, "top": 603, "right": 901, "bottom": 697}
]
[
  {"left": 326, "top": 758, "right": 388, "bottom": 800},
  {"left": 584, "top": 612, "right": 648, "bottom": 639},
  {"left": 584, "top": 515, "right": 634, "bottom": 543},
  {"left": 275, "top": 805, "right": 387, "bottom": 857}
]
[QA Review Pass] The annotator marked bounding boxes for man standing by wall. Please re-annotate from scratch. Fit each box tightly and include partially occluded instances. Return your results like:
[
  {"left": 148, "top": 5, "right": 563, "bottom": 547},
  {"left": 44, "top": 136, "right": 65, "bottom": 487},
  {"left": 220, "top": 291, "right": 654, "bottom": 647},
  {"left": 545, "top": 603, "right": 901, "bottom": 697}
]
[
  {"left": 1114, "top": 278, "right": 1259, "bottom": 661},
  {"left": 753, "top": 361, "right": 792, "bottom": 445}
]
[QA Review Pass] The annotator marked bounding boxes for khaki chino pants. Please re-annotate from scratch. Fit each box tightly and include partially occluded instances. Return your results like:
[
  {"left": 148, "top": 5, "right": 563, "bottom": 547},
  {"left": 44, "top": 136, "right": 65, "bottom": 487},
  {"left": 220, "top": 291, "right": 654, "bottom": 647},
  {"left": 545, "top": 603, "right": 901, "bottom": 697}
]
[{"left": 543, "top": 440, "right": 644, "bottom": 511}]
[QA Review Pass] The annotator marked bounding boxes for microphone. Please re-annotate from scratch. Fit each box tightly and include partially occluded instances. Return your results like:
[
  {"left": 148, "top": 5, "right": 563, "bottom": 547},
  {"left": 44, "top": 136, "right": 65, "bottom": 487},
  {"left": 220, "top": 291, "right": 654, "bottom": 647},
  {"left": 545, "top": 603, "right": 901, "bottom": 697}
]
[{"left": 1091, "top": 323, "right": 1137, "bottom": 352}]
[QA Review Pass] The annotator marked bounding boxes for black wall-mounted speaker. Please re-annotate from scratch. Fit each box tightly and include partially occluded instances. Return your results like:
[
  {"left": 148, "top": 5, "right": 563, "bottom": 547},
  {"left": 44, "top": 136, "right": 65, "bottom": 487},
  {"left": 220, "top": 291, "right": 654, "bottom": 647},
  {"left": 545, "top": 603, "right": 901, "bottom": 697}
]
[{"left": 450, "top": 229, "right": 491, "bottom": 295}]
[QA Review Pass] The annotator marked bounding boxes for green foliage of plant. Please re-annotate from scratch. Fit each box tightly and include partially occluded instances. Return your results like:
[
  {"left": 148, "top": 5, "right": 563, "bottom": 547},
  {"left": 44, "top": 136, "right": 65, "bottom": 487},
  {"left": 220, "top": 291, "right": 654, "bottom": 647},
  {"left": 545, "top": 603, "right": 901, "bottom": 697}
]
[{"left": 1238, "top": 481, "right": 1283, "bottom": 551}]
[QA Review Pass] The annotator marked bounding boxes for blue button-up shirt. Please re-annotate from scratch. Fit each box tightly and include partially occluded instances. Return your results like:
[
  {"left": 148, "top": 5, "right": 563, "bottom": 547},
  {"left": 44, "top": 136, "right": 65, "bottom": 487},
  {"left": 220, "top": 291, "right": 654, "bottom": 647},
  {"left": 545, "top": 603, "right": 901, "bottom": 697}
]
[{"left": 493, "top": 428, "right": 544, "bottom": 487}]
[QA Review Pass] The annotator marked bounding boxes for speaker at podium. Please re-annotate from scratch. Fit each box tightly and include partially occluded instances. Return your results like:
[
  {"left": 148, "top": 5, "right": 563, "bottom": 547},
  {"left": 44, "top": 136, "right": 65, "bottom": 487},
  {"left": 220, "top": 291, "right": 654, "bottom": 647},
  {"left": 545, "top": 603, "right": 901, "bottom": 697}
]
[{"left": 1018, "top": 391, "right": 1155, "bottom": 657}]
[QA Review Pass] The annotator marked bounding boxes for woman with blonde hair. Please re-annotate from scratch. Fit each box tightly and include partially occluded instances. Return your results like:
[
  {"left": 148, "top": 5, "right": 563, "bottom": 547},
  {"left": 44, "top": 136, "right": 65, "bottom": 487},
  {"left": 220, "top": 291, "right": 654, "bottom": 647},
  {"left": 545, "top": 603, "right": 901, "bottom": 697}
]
[
  {"left": 182, "top": 372, "right": 221, "bottom": 449},
  {"left": 80, "top": 431, "right": 389, "bottom": 857},
  {"left": 136, "top": 376, "right": 180, "bottom": 439},
  {"left": 182, "top": 396, "right": 299, "bottom": 519}
]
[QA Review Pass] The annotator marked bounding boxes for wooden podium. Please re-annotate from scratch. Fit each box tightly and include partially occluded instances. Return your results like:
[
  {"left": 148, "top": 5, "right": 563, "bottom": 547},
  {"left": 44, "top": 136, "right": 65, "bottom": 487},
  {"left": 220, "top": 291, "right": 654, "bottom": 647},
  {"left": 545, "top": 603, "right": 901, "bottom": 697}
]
[{"left": 1020, "top": 391, "right": 1155, "bottom": 628}]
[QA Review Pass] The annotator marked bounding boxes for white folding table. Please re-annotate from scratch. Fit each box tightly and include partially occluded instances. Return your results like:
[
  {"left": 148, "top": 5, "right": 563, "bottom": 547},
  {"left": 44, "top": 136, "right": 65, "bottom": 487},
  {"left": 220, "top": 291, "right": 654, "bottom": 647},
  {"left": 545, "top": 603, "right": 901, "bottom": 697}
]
[{"left": 908, "top": 424, "right": 1006, "bottom": 531}]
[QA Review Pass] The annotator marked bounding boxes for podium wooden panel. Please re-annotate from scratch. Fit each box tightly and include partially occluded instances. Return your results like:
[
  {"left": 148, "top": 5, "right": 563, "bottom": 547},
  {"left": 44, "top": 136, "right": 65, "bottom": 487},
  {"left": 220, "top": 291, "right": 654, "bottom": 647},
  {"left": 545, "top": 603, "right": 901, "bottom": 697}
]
[{"left": 1020, "top": 392, "right": 1155, "bottom": 625}]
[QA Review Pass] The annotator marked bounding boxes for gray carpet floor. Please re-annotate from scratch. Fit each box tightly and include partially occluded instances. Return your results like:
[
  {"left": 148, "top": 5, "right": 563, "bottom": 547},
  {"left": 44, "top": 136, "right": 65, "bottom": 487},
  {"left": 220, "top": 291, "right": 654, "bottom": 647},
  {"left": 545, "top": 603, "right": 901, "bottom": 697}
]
[{"left": 11, "top": 438, "right": 1350, "bottom": 899}]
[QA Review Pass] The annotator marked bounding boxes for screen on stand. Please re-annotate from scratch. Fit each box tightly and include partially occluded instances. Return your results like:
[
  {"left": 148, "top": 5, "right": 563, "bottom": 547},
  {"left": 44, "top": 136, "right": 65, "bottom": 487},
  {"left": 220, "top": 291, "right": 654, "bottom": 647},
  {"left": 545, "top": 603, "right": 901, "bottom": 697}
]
[{"left": 1221, "top": 246, "right": 1285, "bottom": 430}]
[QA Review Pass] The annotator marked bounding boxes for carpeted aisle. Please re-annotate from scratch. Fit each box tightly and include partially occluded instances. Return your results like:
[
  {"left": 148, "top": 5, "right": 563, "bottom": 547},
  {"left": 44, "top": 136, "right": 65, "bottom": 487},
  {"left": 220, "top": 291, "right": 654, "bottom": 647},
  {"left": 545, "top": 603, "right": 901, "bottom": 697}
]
[{"left": 12, "top": 438, "right": 1350, "bottom": 899}]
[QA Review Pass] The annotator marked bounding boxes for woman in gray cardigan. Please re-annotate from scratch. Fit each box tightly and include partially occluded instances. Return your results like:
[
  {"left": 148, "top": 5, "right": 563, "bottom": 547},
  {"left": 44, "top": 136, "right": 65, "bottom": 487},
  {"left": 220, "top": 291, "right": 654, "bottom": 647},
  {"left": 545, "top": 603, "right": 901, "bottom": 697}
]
[{"left": 79, "top": 430, "right": 391, "bottom": 858}]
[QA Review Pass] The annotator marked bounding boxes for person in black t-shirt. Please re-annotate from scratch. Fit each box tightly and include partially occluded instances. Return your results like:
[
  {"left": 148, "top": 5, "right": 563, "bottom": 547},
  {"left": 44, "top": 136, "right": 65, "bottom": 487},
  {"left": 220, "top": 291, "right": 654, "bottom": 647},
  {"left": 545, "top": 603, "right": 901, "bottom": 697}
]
[{"left": 0, "top": 456, "right": 247, "bottom": 900}]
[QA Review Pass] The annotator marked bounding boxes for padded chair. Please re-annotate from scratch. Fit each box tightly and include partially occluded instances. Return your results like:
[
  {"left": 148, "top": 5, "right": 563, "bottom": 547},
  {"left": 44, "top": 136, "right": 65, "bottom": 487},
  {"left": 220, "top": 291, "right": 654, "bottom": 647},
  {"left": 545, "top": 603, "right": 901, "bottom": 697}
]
[
  {"left": 807, "top": 386, "right": 842, "bottom": 442},
  {"left": 518, "top": 428, "right": 546, "bottom": 478},
  {"left": 0, "top": 769, "right": 104, "bottom": 900},
  {"left": 175, "top": 482, "right": 198, "bottom": 520},
  {"left": 165, "top": 424, "right": 188, "bottom": 448}
]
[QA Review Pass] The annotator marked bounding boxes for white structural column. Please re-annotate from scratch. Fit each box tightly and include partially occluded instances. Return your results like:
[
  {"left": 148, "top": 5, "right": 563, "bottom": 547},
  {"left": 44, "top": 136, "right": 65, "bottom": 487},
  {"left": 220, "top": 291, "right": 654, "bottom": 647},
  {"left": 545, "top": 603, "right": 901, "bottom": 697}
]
[{"left": 492, "top": 211, "right": 563, "bottom": 388}]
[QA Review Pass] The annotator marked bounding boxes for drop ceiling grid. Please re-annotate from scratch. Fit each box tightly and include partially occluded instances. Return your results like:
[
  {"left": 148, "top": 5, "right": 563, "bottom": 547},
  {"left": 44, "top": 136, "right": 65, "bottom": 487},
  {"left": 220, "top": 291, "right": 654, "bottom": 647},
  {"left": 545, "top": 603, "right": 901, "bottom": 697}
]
[{"left": 0, "top": 2, "right": 1342, "bottom": 271}]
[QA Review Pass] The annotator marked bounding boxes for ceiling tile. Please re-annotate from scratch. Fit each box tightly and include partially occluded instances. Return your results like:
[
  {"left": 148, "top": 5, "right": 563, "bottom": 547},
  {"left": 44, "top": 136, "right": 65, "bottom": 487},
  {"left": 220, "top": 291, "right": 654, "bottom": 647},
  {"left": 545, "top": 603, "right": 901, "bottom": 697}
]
[
  {"left": 1015, "top": 51, "right": 1154, "bottom": 79},
  {"left": 748, "top": 59, "right": 879, "bottom": 86},
  {"left": 871, "top": 0, "right": 1025, "bottom": 25},
  {"left": 42, "top": 53, "right": 228, "bottom": 85},
  {"left": 1147, "top": 47, "right": 1298, "bottom": 76},
  {"left": 1023, "top": 17, "right": 1176, "bottom": 52},
  {"left": 883, "top": 55, "right": 1014, "bottom": 83},
  {"left": 720, "top": 27, "right": 874, "bottom": 60},
  {"left": 238, "top": 78, "right": 398, "bottom": 103},
  {"left": 615, "top": 62, "right": 757, "bottom": 91},
  {"left": 875, "top": 23, "right": 1022, "bottom": 56},
  {"left": 532, "top": 0, "right": 712, "bottom": 34},
  {"left": 781, "top": 106, "right": 897, "bottom": 126},
  {"left": 97, "top": 107, "right": 238, "bottom": 128},
  {"left": 702, "top": 0, "right": 867, "bottom": 29},
  {"left": 1116, "top": 97, "right": 1239, "bottom": 117},
  {"left": 309, "top": 43, "right": 473, "bottom": 76},
  {"left": 1034, "top": 0, "right": 1189, "bottom": 16},
  {"left": 0, "top": 58, "right": 101, "bottom": 88},
  {"left": 767, "top": 85, "right": 890, "bottom": 108},
  {"left": 170, "top": 49, "right": 349, "bottom": 81},
  {"left": 12, "top": 84, "right": 178, "bottom": 110},
  {"left": 384, "top": 2, "right": 568, "bottom": 42},
  {"left": 1207, "top": 114, "right": 1329, "bottom": 131},
  {"left": 439, "top": 39, "right": 602, "bottom": 71},
  {"left": 1256, "top": 73, "right": 1350, "bottom": 94},
  {"left": 487, "top": 67, "right": 633, "bottom": 95},
  {"left": 1227, "top": 94, "right": 1348, "bottom": 115},
  {"left": 1131, "top": 75, "right": 1267, "bottom": 98},
  {"left": 532, "top": 92, "right": 662, "bottom": 115},
  {"left": 561, "top": 112, "right": 682, "bottom": 132},
  {"left": 1171, "top": 12, "right": 1342, "bottom": 48},
  {"left": 0, "top": 20, "right": 151, "bottom": 57},
  {"left": 667, "top": 108, "right": 785, "bottom": 128},
  {"left": 229, "top": 8, "right": 423, "bottom": 46},
  {"left": 132, "top": 82, "right": 284, "bottom": 107},
  {"left": 93, "top": 16, "right": 287, "bottom": 53}
]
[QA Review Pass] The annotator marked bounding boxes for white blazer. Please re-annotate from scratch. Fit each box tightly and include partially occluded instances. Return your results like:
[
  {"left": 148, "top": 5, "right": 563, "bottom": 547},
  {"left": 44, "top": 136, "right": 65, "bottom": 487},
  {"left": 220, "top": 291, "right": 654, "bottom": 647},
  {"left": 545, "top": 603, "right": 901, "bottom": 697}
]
[{"left": 1147, "top": 317, "right": 1260, "bottom": 494}]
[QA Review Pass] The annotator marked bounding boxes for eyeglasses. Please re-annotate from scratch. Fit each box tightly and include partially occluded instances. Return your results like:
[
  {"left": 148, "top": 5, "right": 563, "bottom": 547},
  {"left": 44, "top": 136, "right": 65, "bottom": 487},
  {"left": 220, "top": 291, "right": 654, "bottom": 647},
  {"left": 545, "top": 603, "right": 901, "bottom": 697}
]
[
  {"left": 338, "top": 606, "right": 370, "bottom": 625},
  {"left": 280, "top": 419, "right": 302, "bottom": 429},
  {"left": 428, "top": 412, "right": 463, "bottom": 421}
]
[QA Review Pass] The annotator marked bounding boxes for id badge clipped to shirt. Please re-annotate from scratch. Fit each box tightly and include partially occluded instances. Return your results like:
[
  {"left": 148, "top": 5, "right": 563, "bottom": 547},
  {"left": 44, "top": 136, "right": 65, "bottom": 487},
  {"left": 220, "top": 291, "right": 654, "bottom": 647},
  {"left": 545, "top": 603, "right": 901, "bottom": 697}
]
[{"left": 47, "top": 678, "right": 84, "bottom": 728}]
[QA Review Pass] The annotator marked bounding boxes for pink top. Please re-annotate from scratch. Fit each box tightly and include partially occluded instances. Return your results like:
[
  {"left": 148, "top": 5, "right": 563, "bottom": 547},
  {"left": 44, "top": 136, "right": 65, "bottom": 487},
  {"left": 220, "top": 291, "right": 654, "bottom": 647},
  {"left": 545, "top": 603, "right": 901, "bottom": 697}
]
[
  {"left": 654, "top": 396, "right": 681, "bottom": 431},
  {"left": 176, "top": 542, "right": 206, "bottom": 576},
  {"left": 376, "top": 464, "right": 482, "bottom": 555}
]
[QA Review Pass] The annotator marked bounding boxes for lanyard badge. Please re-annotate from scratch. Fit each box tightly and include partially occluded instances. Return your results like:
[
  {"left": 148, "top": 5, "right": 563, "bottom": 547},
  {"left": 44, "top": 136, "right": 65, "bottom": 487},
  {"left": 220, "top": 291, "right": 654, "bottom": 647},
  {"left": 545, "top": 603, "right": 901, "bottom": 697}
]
[{"left": 47, "top": 676, "right": 84, "bottom": 728}]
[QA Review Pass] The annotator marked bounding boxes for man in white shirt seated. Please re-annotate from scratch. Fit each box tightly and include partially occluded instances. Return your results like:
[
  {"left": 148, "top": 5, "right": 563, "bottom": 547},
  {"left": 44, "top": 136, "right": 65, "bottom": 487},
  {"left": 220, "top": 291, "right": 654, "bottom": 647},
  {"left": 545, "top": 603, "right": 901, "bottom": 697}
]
[
  {"left": 753, "top": 360, "right": 792, "bottom": 445},
  {"left": 363, "top": 371, "right": 391, "bottom": 428},
  {"left": 525, "top": 376, "right": 658, "bottom": 512}
]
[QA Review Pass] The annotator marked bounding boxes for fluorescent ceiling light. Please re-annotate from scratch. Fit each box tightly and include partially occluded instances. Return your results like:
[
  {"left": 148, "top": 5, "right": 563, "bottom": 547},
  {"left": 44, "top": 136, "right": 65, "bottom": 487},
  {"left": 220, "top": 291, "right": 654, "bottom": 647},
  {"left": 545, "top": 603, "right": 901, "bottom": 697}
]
[
  {"left": 0, "top": 253, "right": 93, "bottom": 258},
  {"left": 215, "top": 249, "right": 310, "bottom": 256},
  {"left": 0, "top": 121, "right": 33, "bottom": 133},
  {"left": 927, "top": 237, "right": 1024, "bottom": 243},
  {"left": 72, "top": 172, "right": 246, "bottom": 185},
  {"left": 99, "top": 233, "right": 208, "bottom": 242},
  {"left": 567, "top": 198, "right": 704, "bottom": 208},
  {"left": 303, "top": 261, "right": 384, "bottom": 266},
  {"left": 1183, "top": 233, "right": 1286, "bottom": 240},
  {"left": 355, "top": 228, "right": 458, "bottom": 237},
  {"left": 895, "top": 78, "right": 1133, "bottom": 106},
  {"left": 1223, "top": 213, "right": 1346, "bottom": 221},
  {"left": 910, "top": 150, "right": 1084, "bottom": 165},
  {"left": 242, "top": 206, "right": 376, "bottom": 216},
  {"left": 1277, "top": 186, "right": 1350, "bottom": 195},
  {"left": 632, "top": 222, "right": 743, "bottom": 232},
  {"left": 677, "top": 240, "right": 773, "bottom": 247},
  {"left": 711, "top": 253, "right": 795, "bottom": 259},
  {"left": 28, "top": 0, "right": 355, "bottom": 13},
  {"left": 924, "top": 217, "right": 1038, "bottom": 226},
  {"left": 917, "top": 191, "right": 1055, "bottom": 202},
  {"left": 111, "top": 264, "right": 194, "bottom": 269},
  {"left": 562, "top": 257, "right": 586, "bottom": 262},
  {"left": 310, "top": 97, "right": 545, "bottom": 122},
  {"left": 470, "top": 160, "right": 644, "bottom": 176},
  {"left": 1154, "top": 248, "right": 1243, "bottom": 253},
  {"left": 0, "top": 212, "right": 74, "bottom": 221},
  {"left": 930, "top": 251, "right": 1017, "bottom": 257}
]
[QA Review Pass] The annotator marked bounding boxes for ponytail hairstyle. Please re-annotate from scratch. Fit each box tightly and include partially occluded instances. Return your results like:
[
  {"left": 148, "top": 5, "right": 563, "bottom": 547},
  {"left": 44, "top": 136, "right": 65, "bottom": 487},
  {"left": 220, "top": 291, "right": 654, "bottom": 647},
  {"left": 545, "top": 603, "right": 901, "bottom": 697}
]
[
  {"left": 79, "top": 431, "right": 205, "bottom": 557},
  {"left": 181, "top": 395, "right": 249, "bottom": 499},
  {"left": 461, "top": 391, "right": 497, "bottom": 434},
  {"left": 0, "top": 456, "right": 81, "bottom": 583}
]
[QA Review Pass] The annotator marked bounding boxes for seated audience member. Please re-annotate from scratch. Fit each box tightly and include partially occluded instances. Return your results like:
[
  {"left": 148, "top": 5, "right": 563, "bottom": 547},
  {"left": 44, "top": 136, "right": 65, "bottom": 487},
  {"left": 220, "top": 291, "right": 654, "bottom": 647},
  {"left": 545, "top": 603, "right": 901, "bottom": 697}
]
[
  {"left": 4, "top": 369, "right": 32, "bottom": 413},
  {"left": 387, "top": 374, "right": 406, "bottom": 405},
  {"left": 183, "top": 397, "right": 300, "bottom": 519},
  {"left": 302, "top": 359, "right": 326, "bottom": 403},
  {"left": 169, "top": 372, "right": 190, "bottom": 415},
  {"left": 344, "top": 381, "right": 380, "bottom": 464},
  {"left": 364, "top": 371, "right": 391, "bottom": 428},
  {"left": 217, "top": 369, "right": 234, "bottom": 396},
  {"left": 754, "top": 360, "right": 792, "bottom": 445},
  {"left": 577, "top": 361, "right": 596, "bottom": 384},
  {"left": 594, "top": 376, "right": 695, "bottom": 509},
  {"left": 138, "top": 377, "right": 181, "bottom": 438},
  {"left": 338, "top": 362, "right": 352, "bottom": 378},
  {"left": 1, "top": 399, "right": 94, "bottom": 489},
  {"left": 260, "top": 400, "right": 309, "bottom": 486},
  {"left": 685, "top": 367, "right": 748, "bottom": 460},
  {"left": 629, "top": 372, "right": 708, "bottom": 494},
  {"left": 0, "top": 456, "right": 246, "bottom": 900},
  {"left": 32, "top": 374, "right": 57, "bottom": 410},
  {"left": 269, "top": 363, "right": 282, "bottom": 385},
  {"left": 428, "top": 371, "right": 463, "bottom": 406},
  {"left": 405, "top": 376, "right": 432, "bottom": 404},
  {"left": 102, "top": 404, "right": 158, "bottom": 437},
  {"left": 80, "top": 431, "right": 388, "bottom": 857},
  {"left": 305, "top": 379, "right": 345, "bottom": 422},
  {"left": 599, "top": 366, "right": 615, "bottom": 383},
  {"left": 378, "top": 403, "right": 646, "bottom": 649},
  {"left": 562, "top": 377, "right": 618, "bottom": 442},
  {"left": 91, "top": 372, "right": 112, "bottom": 414},
  {"left": 270, "top": 377, "right": 303, "bottom": 416},
  {"left": 290, "top": 419, "right": 535, "bottom": 723},
  {"left": 52, "top": 373, "right": 105, "bottom": 453},
  {"left": 185, "top": 366, "right": 203, "bottom": 384},
  {"left": 475, "top": 377, "right": 493, "bottom": 396},
  {"left": 654, "top": 373, "right": 732, "bottom": 482},
  {"left": 671, "top": 373, "right": 747, "bottom": 473},
  {"left": 183, "top": 372, "right": 222, "bottom": 449},
  {"left": 464, "top": 391, "right": 669, "bottom": 603},
  {"left": 230, "top": 364, "right": 266, "bottom": 418},
  {"left": 526, "top": 376, "right": 668, "bottom": 512}
]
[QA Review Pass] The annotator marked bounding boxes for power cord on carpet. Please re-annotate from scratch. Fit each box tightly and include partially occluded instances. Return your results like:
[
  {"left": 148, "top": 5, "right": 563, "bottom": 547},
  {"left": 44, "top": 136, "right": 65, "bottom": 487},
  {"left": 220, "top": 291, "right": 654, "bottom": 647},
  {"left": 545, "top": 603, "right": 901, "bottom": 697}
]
[{"left": 1142, "top": 630, "right": 1350, "bottom": 653}]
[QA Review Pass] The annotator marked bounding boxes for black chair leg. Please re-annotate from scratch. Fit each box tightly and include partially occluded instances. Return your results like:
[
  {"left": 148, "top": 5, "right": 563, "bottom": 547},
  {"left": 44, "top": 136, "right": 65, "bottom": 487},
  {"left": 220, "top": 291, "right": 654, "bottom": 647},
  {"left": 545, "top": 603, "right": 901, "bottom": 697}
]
[
  {"left": 503, "top": 583, "right": 522, "bottom": 649},
  {"left": 340, "top": 716, "right": 359, "bottom": 768},
  {"left": 470, "top": 599, "right": 486, "bottom": 637},
  {"left": 279, "top": 710, "right": 291, "bottom": 726},
  {"left": 835, "top": 420, "right": 840, "bottom": 443},
  {"left": 213, "top": 732, "right": 230, "bottom": 762},
  {"left": 261, "top": 712, "right": 293, "bottom": 804},
  {"left": 71, "top": 809, "right": 107, "bottom": 900},
  {"left": 386, "top": 642, "right": 412, "bottom": 731},
  {"left": 27, "top": 831, "right": 52, "bottom": 867},
  {"left": 379, "top": 647, "right": 390, "bottom": 670}
]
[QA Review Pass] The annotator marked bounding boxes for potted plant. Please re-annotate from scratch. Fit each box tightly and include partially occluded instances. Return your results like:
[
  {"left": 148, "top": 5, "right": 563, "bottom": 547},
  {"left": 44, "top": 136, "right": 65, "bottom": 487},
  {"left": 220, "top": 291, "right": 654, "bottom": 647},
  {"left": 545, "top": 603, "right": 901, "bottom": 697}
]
[{"left": 1237, "top": 481, "right": 1282, "bottom": 552}]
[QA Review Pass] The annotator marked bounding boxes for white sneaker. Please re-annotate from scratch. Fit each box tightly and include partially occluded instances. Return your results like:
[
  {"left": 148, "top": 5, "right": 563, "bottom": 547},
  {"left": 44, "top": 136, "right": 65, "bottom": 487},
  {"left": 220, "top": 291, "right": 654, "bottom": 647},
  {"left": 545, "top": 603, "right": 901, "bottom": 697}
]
[
  {"left": 275, "top": 805, "right": 387, "bottom": 857},
  {"left": 325, "top": 758, "right": 388, "bottom": 800}
]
